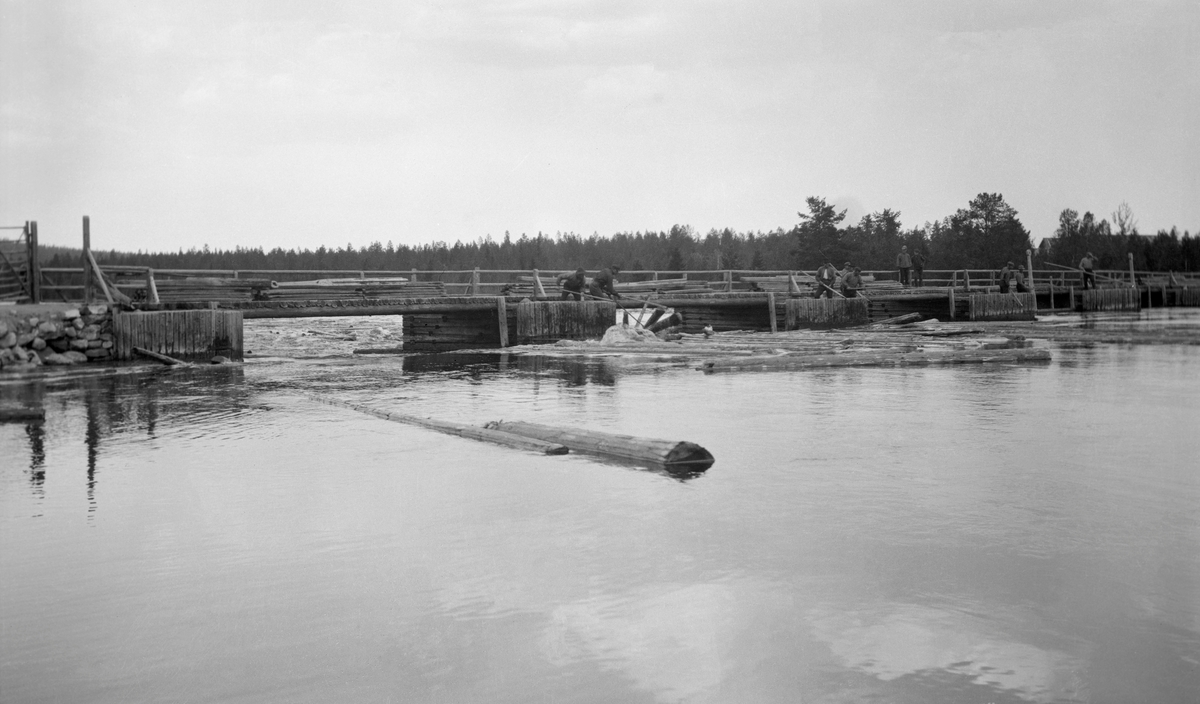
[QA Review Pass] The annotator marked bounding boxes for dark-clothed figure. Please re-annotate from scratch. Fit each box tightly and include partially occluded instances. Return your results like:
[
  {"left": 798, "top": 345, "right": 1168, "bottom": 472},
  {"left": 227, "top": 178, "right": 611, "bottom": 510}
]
[
  {"left": 1014, "top": 267, "right": 1029, "bottom": 293},
  {"left": 896, "top": 246, "right": 912, "bottom": 286},
  {"left": 1080, "top": 252, "right": 1096, "bottom": 289},
  {"left": 911, "top": 251, "right": 926, "bottom": 287},
  {"left": 815, "top": 261, "right": 838, "bottom": 299},
  {"left": 587, "top": 266, "right": 621, "bottom": 299},
  {"left": 999, "top": 262, "right": 1013, "bottom": 294},
  {"left": 842, "top": 267, "right": 863, "bottom": 298},
  {"left": 557, "top": 268, "right": 587, "bottom": 301}
]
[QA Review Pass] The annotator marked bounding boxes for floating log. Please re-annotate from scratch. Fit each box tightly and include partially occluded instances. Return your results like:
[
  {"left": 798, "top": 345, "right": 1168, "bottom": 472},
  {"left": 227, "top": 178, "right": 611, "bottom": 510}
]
[
  {"left": 0, "top": 406, "right": 45, "bottom": 423},
  {"left": 314, "top": 398, "right": 569, "bottom": 455},
  {"left": 485, "top": 420, "right": 714, "bottom": 470},
  {"left": 699, "top": 347, "right": 1051, "bottom": 372},
  {"left": 132, "top": 346, "right": 188, "bottom": 366}
]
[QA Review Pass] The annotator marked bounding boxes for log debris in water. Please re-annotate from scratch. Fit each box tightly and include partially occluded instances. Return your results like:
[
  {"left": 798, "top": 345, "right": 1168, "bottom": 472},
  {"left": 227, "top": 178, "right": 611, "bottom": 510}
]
[
  {"left": 699, "top": 347, "right": 1051, "bottom": 372},
  {"left": 311, "top": 397, "right": 568, "bottom": 455},
  {"left": 485, "top": 420, "right": 714, "bottom": 470}
]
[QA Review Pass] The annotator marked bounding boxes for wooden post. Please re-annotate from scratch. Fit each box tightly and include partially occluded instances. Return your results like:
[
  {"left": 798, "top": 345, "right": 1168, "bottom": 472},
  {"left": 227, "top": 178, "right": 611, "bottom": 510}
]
[
  {"left": 768, "top": 292, "right": 778, "bottom": 332},
  {"left": 410, "top": 268, "right": 417, "bottom": 282},
  {"left": 471, "top": 267, "right": 480, "bottom": 296},
  {"left": 964, "top": 270, "right": 971, "bottom": 291},
  {"left": 948, "top": 287, "right": 956, "bottom": 320},
  {"left": 724, "top": 270, "right": 732, "bottom": 292},
  {"left": 532, "top": 269, "right": 547, "bottom": 297},
  {"left": 1027, "top": 249, "right": 1037, "bottom": 313},
  {"left": 1069, "top": 286, "right": 1075, "bottom": 311},
  {"left": 82, "top": 215, "right": 93, "bottom": 303},
  {"left": 1128, "top": 253, "right": 1136, "bottom": 289},
  {"left": 85, "top": 249, "right": 114, "bottom": 304},
  {"left": 27, "top": 221, "right": 41, "bottom": 304},
  {"left": 496, "top": 296, "right": 508, "bottom": 347},
  {"left": 146, "top": 268, "right": 160, "bottom": 304}
]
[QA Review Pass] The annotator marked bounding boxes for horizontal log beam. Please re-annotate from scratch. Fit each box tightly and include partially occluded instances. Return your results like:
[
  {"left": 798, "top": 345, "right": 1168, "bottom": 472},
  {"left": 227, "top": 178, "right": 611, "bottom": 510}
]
[{"left": 700, "top": 347, "right": 1051, "bottom": 372}]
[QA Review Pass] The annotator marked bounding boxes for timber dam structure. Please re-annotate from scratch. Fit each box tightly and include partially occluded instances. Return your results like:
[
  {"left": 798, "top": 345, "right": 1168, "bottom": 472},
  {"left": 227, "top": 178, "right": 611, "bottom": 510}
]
[{"left": 1, "top": 219, "right": 1197, "bottom": 365}]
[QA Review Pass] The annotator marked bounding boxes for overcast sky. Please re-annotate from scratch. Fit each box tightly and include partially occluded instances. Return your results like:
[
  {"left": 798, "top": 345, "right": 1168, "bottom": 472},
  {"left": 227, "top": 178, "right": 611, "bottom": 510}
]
[{"left": 2, "top": 0, "right": 1197, "bottom": 252}]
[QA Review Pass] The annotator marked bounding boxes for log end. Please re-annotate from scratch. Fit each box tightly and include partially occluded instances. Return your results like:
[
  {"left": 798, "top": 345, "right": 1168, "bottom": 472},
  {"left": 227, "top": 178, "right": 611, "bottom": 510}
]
[{"left": 664, "top": 441, "right": 715, "bottom": 469}]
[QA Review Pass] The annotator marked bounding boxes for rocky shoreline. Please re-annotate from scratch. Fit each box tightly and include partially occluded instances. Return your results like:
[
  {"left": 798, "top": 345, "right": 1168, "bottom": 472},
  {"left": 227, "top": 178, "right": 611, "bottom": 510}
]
[{"left": 0, "top": 303, "right": 115, "bottom": 373}]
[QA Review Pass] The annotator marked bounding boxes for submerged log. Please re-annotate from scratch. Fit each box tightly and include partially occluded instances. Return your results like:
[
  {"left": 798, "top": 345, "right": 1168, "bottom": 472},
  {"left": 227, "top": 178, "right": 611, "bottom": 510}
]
[
  {"left": 485, "top": 420, "right": 714, "bottom": 470},
  {"left": 699, "top": 347, "right": 1051, "bottom": 372},
  {"left": 313, "top": 397, "right": 568, "bottom": 455},
  {"left": 0, "top": 406, "right": 45, "bottom": 423}
]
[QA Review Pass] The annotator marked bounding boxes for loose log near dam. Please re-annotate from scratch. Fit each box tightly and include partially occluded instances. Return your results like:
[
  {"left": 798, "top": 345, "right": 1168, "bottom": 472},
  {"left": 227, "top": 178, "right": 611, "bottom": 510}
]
[
  {"left": 485, "top": 420, "right": 715, "bottom": 470},
  {"left": 699, "top": 347, "right": 1051, "bottom": 372}
]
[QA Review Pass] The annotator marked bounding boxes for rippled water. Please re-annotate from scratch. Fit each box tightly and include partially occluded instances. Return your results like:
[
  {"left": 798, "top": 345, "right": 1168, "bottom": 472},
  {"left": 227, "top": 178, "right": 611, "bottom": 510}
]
[{"left": 2, "top": 311, "right": 1198, "bottom": 703}]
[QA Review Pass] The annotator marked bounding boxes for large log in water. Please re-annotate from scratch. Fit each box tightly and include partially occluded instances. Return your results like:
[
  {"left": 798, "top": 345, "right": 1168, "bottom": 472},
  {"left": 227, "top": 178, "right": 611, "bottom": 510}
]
[
  {"left": 314, "top": 398, "right": 569, "bottom": 455},
  {"left": 486, "top": 420, "right": 714, "bottom": 470},
  {"left": 699, "top": 347, "right": 1051, "bottom": 372}
]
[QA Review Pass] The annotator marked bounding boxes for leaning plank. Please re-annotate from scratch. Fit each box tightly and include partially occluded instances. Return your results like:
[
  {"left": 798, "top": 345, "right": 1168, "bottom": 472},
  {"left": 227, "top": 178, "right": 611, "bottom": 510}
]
[
  {"left": 485, "top": 420, "right": 714, "bottom": 469},
  {"left": 316, "top": 398, "right": 568, "bottom": 455},
  {"left": 699, "top": 347, "right": 1051, "bottom": 372},
  {"left": 133, "top": 346, "right": 188, "bottom": 366}
]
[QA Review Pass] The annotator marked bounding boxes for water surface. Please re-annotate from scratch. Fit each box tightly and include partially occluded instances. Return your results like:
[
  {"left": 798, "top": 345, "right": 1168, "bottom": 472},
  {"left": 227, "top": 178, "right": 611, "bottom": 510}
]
[{"left": 2, "top": 311, "right": 1198, "bottom": 703}]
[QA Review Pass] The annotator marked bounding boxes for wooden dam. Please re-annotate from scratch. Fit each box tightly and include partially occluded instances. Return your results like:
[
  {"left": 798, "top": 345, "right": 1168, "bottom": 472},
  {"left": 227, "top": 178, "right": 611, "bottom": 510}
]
[{"left": 2, "top": 221, "right": 1196, "bottom": 361}]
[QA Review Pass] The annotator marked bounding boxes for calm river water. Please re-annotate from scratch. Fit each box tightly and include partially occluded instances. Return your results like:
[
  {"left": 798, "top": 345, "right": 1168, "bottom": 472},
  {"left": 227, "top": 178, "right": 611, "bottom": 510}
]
[{"left": 2, "top": 311, "right": 1198, "bottom": 703}]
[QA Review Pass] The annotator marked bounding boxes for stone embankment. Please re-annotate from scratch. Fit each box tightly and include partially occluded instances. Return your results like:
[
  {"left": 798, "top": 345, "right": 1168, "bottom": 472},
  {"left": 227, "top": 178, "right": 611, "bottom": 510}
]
[{"left": 0, "top": 304, "right": 115, "bottom": 372}]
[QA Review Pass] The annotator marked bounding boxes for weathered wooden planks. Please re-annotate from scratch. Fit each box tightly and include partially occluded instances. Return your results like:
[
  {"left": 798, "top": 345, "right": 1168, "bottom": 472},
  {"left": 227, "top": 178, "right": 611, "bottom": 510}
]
[
  {"left": 113, "top": 310, "right": 243, "bottom": 362},
  {"left": 784, "top": 297, "right": 870, "bottom": 329},
  {"left": 968, "top": 292, "right": 1037, "bottom": 321},
  {"left": 514, "top": 300, "right": 616, "bottom": 344},
  {"left": 1080, "top": 288, "right": 1140, "bottom": 312}
]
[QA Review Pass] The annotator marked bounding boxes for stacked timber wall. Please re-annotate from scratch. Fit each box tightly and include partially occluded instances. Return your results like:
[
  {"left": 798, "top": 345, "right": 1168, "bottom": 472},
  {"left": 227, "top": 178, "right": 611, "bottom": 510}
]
[
  {"left": 674, "top": 301, "right": 774, "bottom": 333},
  {"left": 113, "top": 310, "right": 242, "bottom": 362},
  {"left": 969, "top": 293, "right": 1036, "bottom": 321},
  {"left": 1080, "top": 288, "right": 1139, "bottom": 312},
  {"left": 403, "top": 310, "right": 502, "bottom": 351},
  {"left": 515, "top": 301, "right": 615, "bottom": 344},
  {"left": 785, "top": 298, "right": 869, "bottom": 329},
  {"left": 866, "top": 294, "right": 959, "bottom": 322}
]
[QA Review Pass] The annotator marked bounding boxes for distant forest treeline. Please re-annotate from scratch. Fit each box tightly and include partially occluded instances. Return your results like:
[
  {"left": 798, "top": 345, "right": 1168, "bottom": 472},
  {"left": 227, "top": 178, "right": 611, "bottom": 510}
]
[{"left": 41, "top": 194, "right": 1199, "bottom": 274}]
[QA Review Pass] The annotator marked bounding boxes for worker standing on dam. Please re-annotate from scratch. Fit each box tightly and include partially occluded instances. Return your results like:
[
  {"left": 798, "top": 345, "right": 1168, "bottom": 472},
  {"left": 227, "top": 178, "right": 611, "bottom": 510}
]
[
  {"left": 588, "top": 266, "right": 621, "bottom": 299},
  {"left": 557, "top": 268, "right": 587, "bottom": 301},
  {"left": 896, "top": 246, "right": 912, "bottom": 286},
  {"left": 999, "top": 262, "right": 1013, "bottom": 293},
  {"left": 911, "top": 250, "right": 926, "bottom": 287},
  {"left": 1080, "top": 252, "right": 1096, "bottom": 289},
  {"left": 815, "top": 261, "right": 838, "bottom": 298},
  {"left": 842, "top": 266, "right": 863, "bottom": 298}
]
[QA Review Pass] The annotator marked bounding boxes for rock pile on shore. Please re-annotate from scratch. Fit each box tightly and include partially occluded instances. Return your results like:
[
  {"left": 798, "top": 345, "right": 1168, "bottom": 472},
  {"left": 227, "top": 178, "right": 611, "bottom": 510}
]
[{"left": 0, "top": 304, "right": 114, "bottom": 372}]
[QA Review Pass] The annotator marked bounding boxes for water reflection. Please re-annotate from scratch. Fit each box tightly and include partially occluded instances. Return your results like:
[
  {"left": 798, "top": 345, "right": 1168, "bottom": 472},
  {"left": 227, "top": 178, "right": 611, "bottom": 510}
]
[{"left": 2, "top": 366, "right": 251, "bottom": 515}]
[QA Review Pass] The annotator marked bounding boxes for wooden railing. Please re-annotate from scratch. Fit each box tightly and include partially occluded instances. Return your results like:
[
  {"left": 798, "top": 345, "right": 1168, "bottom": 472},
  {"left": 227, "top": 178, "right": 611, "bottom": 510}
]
[{"left": 33, "top": 265, "right": 1200, "bottom": 303}]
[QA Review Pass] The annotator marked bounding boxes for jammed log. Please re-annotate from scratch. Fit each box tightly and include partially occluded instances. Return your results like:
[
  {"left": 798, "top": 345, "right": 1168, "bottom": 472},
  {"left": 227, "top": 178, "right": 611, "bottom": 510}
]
[
  {"left": 132, "top": 346, "right": 188, "bottom": 366},
  {"left": 313, "top": 397, "right": 568, "bottom": 455},
  {"left": 485, "top": 420, "right": 714, "bottom": 470},
  {"left": 699, "top": 347, "right": 1051, "bottom": 372}
]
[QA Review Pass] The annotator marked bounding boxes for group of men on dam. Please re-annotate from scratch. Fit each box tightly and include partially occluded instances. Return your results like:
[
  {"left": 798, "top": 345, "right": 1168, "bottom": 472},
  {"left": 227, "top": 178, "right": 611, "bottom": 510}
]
[{"left": 556, "top": 266, "right": 621, "bottom": 301}]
